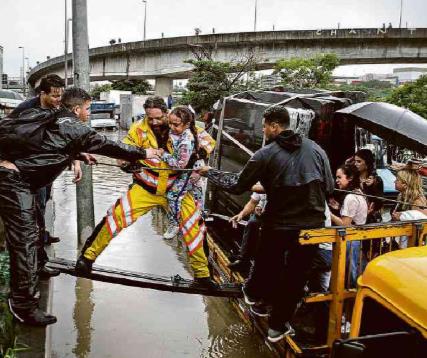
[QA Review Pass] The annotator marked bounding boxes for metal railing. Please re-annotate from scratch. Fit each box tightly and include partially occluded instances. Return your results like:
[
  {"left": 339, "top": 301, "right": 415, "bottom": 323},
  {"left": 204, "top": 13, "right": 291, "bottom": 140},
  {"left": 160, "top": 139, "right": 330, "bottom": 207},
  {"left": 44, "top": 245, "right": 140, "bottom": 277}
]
[
  {"left": 206, "top": 219, "right": 427, "bottom": 356},
  {"left": 299, "top": 219, "right": 427, "bottom": 347}
]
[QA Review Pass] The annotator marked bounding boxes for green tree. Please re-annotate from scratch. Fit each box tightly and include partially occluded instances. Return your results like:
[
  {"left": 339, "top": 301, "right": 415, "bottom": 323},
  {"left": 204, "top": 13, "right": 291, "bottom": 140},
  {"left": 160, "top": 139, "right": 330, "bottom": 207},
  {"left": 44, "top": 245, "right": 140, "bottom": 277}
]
[
  {"left": 180, "top": 57, "right": 255, "bottom": 113},
  {"left": 325, "top": 81, "right": 394, "bottom": 102},
  {"left": 386, "top": 75, "right": 427, "bottom": 119},
  {"left": 90, "top": 83, "right": 113, "bottom": 100},
  {"left": 274, "top": 53, "right": 340, "bottom": 88},
  {"left": 111, "top": 79, "right": 152, "bottom": 95}
]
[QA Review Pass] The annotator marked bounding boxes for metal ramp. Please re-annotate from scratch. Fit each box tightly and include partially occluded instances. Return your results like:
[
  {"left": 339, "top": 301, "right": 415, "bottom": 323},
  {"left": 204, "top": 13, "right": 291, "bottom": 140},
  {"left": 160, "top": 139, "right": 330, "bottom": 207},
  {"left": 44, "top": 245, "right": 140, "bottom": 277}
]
[{"left": 46, "top": 258, "right": 242, "bottom": 298}]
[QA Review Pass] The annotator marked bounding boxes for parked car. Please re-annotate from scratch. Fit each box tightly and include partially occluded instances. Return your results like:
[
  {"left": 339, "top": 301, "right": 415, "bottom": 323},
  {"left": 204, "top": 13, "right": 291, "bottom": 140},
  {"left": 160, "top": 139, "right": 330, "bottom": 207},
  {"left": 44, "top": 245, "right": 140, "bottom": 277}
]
[
  {"left": 0, "top": 89, "right": 24, "bottom": 118},
  {"left": 90, "top": 113, "right": 118, "bottom": 130}
]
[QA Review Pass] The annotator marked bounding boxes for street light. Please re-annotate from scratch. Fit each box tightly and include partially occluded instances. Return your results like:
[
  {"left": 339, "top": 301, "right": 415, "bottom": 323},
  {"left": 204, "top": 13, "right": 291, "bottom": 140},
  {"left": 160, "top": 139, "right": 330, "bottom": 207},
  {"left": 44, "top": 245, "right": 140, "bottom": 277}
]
[
  {"left": 142, "top": 0, "right": 147, "bottom": 41},
  {"left": 25, "top": 57, "right": 30, "bottom": 74},
  {"left": 18, "top": 46, "right": 26, "bottom": 97},
  {"left": 254, "top": 0, "right": 257, "bottom": 32},
  {"left": 399, "top": 0, "right": 403, "bottom": 28},
  {"left": 65, "top": 0, "right": 68, "bottom": 86}
]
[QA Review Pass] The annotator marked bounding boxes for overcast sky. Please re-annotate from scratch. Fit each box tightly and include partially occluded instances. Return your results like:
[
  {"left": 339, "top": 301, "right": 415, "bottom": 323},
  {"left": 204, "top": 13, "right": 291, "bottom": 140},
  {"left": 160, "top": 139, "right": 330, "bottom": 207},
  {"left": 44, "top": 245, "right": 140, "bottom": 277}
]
[{"left": 1, "top": 0, "right": 426, "bottom": 78}]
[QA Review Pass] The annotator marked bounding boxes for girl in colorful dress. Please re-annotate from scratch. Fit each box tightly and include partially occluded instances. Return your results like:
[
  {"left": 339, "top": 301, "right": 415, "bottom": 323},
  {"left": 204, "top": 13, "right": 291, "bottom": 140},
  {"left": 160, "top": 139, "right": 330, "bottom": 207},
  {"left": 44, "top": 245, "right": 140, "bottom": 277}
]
[{"left": 161, "top": 106, "right": 199, "bottom": 239}]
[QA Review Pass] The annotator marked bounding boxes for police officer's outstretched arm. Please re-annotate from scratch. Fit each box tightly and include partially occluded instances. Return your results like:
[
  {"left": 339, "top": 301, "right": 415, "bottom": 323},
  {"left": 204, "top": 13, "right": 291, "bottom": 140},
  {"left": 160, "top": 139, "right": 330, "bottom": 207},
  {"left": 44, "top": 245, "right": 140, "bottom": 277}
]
[{"left": 61, "top": 121, "right": 160, "bottom": 162}]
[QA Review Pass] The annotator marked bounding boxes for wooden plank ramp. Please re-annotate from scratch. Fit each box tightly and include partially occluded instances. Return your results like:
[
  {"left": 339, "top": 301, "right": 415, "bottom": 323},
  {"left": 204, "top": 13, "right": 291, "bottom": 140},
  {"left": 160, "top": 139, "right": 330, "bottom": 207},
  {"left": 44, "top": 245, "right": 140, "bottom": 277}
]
[{"left": 46, "top": 257, "right": 243, "bottom": 298}]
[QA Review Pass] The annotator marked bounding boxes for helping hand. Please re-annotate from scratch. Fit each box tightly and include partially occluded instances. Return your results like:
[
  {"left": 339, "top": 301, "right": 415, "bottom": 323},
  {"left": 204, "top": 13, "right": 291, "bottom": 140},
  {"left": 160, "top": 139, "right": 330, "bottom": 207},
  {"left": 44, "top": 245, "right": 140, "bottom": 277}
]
[
  {"left": 329, "top": 198, "right": 340, "bottom": 211},
  {"left": 391, "top": 211, "right": 401, "bottom": 221},
  {"left": 229, "top": 212, "right": 243, "bottom": 229},
  {"left": 145, "top": 148, "right": 162, "bottom": 160},
  {"left": 254, "top": 206, "right": 263, "bottom": 216},
  {"left": 79, "top": 153, "right": 97, "bottom": 165},
  {"left": 72, "top": 161, "right": 83, "bottom": 183},
  {"left": 197, "top": 166, "right": 211, "bottom": 176}
]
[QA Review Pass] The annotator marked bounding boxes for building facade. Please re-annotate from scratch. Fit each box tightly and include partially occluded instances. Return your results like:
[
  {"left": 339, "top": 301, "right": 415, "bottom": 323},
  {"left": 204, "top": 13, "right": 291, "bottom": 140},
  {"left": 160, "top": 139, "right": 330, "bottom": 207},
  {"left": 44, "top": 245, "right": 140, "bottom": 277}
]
[
  {"left": 393, "top": 67, "right": 427, "bottom": 83},
  {"left": 0, "top": 45, "right": 3, "bottom": 89}
]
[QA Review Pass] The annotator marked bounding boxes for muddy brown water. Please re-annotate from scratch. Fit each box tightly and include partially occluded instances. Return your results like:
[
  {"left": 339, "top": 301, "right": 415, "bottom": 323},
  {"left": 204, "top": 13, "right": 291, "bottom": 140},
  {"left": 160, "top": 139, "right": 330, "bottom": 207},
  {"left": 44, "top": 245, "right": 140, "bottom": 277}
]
[{"left": 49, "top": 130, "right": 275, "bottom": 358}]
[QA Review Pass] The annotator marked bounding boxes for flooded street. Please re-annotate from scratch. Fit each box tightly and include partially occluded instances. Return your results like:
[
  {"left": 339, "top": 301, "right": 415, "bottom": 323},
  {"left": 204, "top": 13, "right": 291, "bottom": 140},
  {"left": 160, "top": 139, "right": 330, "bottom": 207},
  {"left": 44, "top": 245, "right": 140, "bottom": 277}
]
[{"left": 49, "top": 130, "right": 274, "bottom": 358}]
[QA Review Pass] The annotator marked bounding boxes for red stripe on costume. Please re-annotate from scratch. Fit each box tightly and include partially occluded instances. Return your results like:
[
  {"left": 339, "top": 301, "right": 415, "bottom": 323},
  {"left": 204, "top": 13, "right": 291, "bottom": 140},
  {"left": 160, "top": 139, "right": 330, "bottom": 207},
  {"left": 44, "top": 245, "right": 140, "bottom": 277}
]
[
  {"left": 144, "top": 159, "right": 161, "bottom": 167},
  {"left": 127, "top": 191, "right": 134, "bottom": 222},
  {"left": 111, "top": 205, "right": 120, "bottom": 232},
  {"left": 134, "top": 173, "right": 157, "bottom": 188},
  {"left": 119, "top": 198, "right": 127, "bottom": 228},
  {"left": 182, "top": 220, "right": 199, "bottom": 239},
  {"left": 189, "top": 240, "right": 203, "bottom": 256},
  {"left": 144, "top": 170, "right": 159, "bottom": 181},
  {"left": 106, "top": 218, "right": 114, "bottom": 238},
  {"left": 179, "top": 208, "right": 197, "bottom": 230}
]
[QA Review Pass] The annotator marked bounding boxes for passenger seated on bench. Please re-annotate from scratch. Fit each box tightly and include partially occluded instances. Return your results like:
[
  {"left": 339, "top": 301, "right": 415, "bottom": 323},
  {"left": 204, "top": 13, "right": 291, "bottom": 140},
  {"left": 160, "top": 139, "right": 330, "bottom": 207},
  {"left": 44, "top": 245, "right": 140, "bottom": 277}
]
[{"left": 228, "top": 192, "right": 266, "bottom": 273}]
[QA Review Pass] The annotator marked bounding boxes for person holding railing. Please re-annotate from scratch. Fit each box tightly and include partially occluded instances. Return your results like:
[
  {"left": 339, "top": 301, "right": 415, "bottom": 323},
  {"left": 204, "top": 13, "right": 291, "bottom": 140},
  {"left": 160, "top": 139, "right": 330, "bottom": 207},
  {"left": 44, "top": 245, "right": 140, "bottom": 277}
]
[
  {"left": 347, "top": 149, "right": 384, "bottom": 259},
  {"left": 228, "top": 192, "right": 266, "bottom": 273},
  {"left": 198, "top": 105, "right": 335, "bottom": 342},
  {"left": 329, "top": 164, "right": 368, "bottom": 287}
]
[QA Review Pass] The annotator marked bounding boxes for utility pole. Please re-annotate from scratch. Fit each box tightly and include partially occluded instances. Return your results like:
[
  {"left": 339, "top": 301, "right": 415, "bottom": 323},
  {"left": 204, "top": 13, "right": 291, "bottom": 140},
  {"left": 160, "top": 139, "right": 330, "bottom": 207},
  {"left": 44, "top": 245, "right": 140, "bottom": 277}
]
[
  {"left": 18, "top": 46, "right": 26, "bottom": 97},
  {"left": 64, "top": 0, "right": 69, "bottom": 87},
  {"left": 254, "top": 0, "right": 257, "bottom": 32},
  {"left": 142, "top": 0, "right": 147, "bottom": 41},
  {"left": 72, "top": 0, "right": 95, "bottom": 244},
  {"left": 399, "top": 0, "right": 403, "bottom": 28}
]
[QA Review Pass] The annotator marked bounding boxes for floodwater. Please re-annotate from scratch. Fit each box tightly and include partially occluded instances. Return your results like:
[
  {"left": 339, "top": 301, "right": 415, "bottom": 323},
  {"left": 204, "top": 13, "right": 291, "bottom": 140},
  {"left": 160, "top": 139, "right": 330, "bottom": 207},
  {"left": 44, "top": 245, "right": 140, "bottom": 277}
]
[{"left": 49, "top": 130, "right": 275, "bottom": 358}]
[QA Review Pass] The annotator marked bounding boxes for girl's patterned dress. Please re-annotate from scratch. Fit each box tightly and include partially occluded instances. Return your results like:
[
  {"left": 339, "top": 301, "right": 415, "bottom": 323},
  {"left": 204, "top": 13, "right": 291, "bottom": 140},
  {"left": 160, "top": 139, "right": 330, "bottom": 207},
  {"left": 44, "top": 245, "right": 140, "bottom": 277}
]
[{"left": 162, "top": 128, "right": 196, "bottom": 225}]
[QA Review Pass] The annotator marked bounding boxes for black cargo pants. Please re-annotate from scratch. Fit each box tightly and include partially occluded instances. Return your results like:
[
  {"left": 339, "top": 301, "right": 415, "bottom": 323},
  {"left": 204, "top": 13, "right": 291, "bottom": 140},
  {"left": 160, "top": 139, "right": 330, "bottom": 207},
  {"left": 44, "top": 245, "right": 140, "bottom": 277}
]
[
  {"left": 0, "top": 168, "right": 39, "bottom": 312},
  {"left": 245, "top": 226, "right": 318, "bottom": 332}
]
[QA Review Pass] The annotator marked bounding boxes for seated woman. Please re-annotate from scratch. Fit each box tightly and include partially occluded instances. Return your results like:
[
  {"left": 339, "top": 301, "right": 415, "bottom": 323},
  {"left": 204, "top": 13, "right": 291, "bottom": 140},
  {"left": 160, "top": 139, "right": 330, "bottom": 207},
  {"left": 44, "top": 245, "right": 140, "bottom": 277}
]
[
  {"left": 330, "top": 164, "right": 368, "bottom": 287},
  {"left": 392, "top": 167, "right": 427, "bottom": 248}
]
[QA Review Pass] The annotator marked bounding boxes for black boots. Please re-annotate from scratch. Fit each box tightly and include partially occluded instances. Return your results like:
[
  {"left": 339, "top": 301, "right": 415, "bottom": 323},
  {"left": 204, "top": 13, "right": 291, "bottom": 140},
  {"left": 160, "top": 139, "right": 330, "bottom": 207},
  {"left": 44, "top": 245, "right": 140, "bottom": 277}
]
[
  {"left": 44, "top": 232, "right": 60, "bottom": 245},
  {"left": 8, "top": 300, "right": 57, "bottom": 326},
  {"left": 39, "top": 266, "right": 61, "bottom": 279},
  {"left": 75, "top": 256, "right": 94, "bottom": 275},
  {"left": 193, "top": 277, "right": 219, "bottom": 290},
  {"left": 228, "top": 259, "right": 250, "bottom": 273}
]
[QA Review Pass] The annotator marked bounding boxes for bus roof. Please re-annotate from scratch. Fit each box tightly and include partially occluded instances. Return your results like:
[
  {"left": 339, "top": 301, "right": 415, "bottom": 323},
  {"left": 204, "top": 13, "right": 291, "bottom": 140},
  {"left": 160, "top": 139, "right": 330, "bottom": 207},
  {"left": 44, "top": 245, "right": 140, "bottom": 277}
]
[{"left": 358, "top": 246, "right": 427, "bottom": 334}]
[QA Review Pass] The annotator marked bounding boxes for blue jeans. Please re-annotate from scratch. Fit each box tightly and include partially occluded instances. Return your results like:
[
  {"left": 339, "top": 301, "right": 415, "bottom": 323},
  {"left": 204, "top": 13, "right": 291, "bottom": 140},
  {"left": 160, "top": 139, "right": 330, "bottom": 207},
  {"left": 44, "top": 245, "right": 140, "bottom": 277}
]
[
  {"left": 310, "top": 241, "right": 366, "bottom": 292},
  {"left": 310, "top": 248, "right": 333, "bottom": 292},
  {"left": 347, "top": 241, "right": 366, "bottom": 288}
]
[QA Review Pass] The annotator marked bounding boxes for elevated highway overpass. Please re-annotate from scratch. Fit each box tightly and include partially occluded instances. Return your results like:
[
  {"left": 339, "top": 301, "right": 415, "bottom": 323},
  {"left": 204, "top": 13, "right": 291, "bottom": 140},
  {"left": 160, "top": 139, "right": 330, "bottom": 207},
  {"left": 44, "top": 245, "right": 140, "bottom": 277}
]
[{"left": 28, "top": 27, "right": 427, "bottom": 95}]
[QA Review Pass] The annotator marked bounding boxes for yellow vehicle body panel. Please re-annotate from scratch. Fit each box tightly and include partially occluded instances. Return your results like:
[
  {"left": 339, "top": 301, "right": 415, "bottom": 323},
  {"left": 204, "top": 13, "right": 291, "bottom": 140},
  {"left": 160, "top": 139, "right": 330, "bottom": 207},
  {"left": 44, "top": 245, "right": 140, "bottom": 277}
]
[{"left": 357, "top": 246, "right": 427, "bottom": 336}]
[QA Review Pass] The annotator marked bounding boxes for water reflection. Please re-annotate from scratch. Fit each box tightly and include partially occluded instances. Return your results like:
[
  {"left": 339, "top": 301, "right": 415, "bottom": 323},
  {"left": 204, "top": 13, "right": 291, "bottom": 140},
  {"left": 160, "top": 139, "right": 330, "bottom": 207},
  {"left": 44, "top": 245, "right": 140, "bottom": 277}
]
[
  {"left": 72, "top": 278, "right": 94, "bottom": 358},
  {"left": 49, "top": 130, "right": 274, "bottom": 358}
]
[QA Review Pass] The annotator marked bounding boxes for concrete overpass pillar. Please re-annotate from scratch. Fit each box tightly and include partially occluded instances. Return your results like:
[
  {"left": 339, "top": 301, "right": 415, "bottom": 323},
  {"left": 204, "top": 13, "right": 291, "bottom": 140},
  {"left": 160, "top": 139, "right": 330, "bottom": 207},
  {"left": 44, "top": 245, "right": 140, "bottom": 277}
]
[{"left": 154, "top": 77, "right": 173, "bottom": 97}]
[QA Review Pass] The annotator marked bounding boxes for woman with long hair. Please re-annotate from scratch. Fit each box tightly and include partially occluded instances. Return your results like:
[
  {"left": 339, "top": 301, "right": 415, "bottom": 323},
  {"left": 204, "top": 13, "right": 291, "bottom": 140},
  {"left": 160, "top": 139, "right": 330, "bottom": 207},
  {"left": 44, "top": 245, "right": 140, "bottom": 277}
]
[
  {"left": 392, "top": 168, "right": 427, "bottom": 219},
  {"left": 330, "top": 164, "right": 368, "bottom": 287},
  {"left": 391, "top": 168, "right": 427, "bottom": 248},
  {"left": 353, "top": 149, "right": 384, "bottom": 223}
]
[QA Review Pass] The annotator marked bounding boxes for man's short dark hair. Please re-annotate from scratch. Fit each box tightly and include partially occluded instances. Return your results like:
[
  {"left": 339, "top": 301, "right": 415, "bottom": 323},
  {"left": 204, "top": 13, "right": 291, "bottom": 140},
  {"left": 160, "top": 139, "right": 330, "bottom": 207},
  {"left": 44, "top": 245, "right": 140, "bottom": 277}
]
[
  {"left": 143, "top": 96, "right": 168, "bottom": 113},
  {"left": 39, "top": 74, "right": 65, "bottom": 94},
  {"left": 61, "top": 87, "right": 91, "bottom": 110},
  {"left": 264, "top": 105, "right": 290, "bottom": 128}
]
